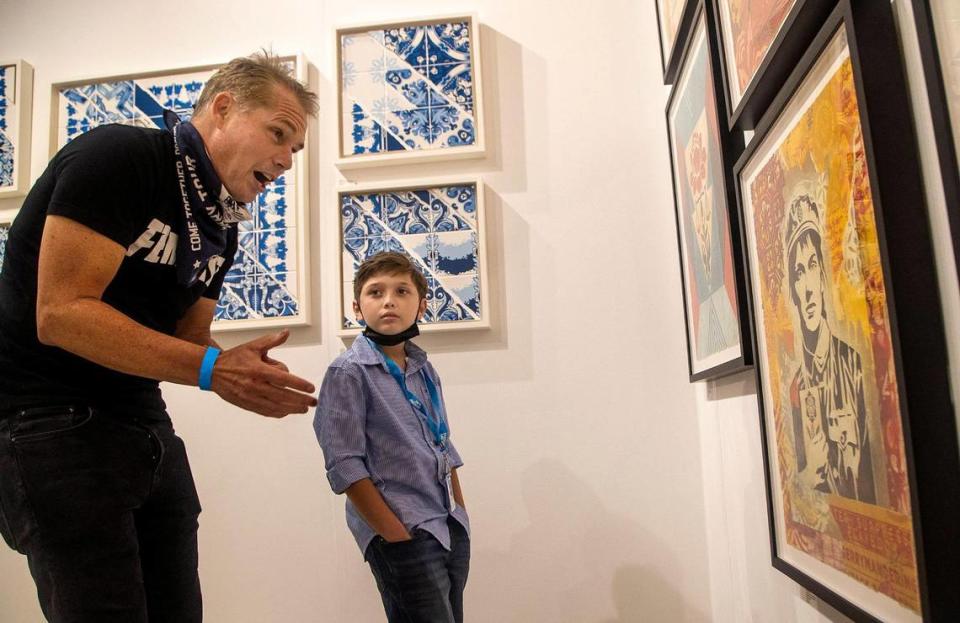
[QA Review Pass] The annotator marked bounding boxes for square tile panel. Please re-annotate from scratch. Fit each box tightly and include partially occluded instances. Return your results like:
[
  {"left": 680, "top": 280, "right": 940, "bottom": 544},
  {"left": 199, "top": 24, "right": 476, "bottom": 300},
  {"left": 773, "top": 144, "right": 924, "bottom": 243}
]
[
  {"left": 0, "top": 61, "right": 33, "bottom": 198},
  {"left": 340, "top": 18, "right": 478, "bottom": 157},
  {"left": 341, "top": 182, "right": 483, "bottom": 330},
  {"left": 0, "top": 65, "right": 13, "bottom": 188},
  {"left": 0, "top": 223, "right": 9, "bottom": 270}
]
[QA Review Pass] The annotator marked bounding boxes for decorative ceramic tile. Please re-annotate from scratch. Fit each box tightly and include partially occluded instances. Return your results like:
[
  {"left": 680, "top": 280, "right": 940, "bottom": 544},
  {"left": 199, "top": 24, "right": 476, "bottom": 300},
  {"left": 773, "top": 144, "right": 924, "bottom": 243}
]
[
  {"left": 338, "top": 17, "right": 481, "bottom": 161},
  {"left": 54, "top": 59, "right": 308, "bottom": 329},
  {"left": 0, "top": 66, "right": 12, "bottom": 188},
  {"left": 0, "top": 60, "right": 33, "bottom": 198},
  {"left": 58, "top": 70, "right": 212, "bottom": 147},
  {"left": 340, "top": 182, "right": 486, "bottom": 331},
  {"left": 0, "top": 223, "right": 9, "bottom": 270}
]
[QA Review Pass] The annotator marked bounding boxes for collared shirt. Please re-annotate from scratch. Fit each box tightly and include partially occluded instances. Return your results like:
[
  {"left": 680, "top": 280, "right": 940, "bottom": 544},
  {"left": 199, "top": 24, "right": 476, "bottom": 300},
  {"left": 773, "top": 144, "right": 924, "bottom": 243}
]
[{"left": 314, "top": 336, "right": 469, "bottom": 555}]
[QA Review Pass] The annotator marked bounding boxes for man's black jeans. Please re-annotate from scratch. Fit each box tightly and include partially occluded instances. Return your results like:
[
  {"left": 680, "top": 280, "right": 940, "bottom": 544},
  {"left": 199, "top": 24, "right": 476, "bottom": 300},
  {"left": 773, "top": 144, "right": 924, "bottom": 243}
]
[{"left": 0, "top": 405, "right": 202, "bottom": 622}]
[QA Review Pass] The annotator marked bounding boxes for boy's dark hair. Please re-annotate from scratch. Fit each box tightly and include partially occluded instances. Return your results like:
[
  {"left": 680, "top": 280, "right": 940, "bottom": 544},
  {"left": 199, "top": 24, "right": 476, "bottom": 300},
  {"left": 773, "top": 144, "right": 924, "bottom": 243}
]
[{"left": 354, "top": 252, "right": 428, "bottom": 300}]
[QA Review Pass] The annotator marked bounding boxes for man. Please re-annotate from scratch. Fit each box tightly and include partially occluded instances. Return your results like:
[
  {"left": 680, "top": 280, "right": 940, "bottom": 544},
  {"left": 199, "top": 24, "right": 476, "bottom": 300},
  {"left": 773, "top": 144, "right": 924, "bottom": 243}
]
[
  {"left": 0, "top": 52, "right": 318, "bottom": 621},
  {"left": 785, "top": 189, "right": 876, "bottom": 504}
]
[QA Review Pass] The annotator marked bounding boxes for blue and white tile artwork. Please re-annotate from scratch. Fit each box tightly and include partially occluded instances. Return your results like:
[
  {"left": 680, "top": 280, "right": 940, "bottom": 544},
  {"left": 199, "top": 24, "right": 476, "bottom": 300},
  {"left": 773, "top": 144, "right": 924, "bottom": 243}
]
[
  {"left": 341, "top": 20, "right": 477, "bottom": 157},
  {"left": 0, "top": 223, "right": 9, "bottom": 270},
  {"left": 0, "top": 65, "right": 15, "bottom": 189},
  {"left": 56, "top": 65, "right": 303, "bottom": 325},
  {"left": 341, "top": 183, "right": 482, "bottom": 329}
]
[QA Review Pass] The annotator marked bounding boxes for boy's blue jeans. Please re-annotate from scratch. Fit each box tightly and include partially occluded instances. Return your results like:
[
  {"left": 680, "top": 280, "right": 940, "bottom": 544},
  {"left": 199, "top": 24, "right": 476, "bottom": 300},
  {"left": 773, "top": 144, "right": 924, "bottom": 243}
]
[
  {"left": 365, "top": 517, "right": 470, "bottom": 623},
  {"left": 0, "top": 405, "right": 202, "bottom": 622}
]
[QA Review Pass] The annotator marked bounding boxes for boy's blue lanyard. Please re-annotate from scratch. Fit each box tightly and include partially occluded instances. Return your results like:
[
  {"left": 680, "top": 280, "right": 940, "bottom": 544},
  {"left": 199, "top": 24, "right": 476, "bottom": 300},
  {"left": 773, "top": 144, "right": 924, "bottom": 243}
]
[{"left": 369, "top": 338, "right": 449, "bottom": 447}]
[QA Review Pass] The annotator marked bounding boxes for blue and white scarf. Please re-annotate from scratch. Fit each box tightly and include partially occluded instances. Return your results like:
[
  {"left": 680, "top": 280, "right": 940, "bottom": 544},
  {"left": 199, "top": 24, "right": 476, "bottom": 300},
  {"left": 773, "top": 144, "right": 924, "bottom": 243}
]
[{"left": 163, "top": 110, "right": 251, "bottom": 287}]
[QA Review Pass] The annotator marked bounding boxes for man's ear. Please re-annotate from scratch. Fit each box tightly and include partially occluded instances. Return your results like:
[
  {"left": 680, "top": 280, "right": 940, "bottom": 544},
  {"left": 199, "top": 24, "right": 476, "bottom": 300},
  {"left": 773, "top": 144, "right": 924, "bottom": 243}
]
[{"left": 210, "top": 91, "right": 236, "bottom": 126}]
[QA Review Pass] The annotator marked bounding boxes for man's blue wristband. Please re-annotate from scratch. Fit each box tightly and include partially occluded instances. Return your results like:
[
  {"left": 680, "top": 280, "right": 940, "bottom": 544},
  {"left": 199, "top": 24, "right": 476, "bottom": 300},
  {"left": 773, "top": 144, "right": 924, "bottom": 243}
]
[{"left": 198, "top": 346, "right": 221, "bottom": 391}]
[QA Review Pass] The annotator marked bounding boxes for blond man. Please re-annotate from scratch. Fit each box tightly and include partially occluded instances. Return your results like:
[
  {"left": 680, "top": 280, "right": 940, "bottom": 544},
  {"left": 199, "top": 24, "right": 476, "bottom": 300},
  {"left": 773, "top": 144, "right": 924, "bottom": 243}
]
[{"left": 0, "top": 52, "right": 318, "bottom": 622}]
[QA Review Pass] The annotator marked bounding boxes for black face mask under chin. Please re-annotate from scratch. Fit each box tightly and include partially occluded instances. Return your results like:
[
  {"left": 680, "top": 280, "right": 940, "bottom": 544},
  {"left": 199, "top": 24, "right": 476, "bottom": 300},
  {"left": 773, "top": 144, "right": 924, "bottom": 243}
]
[{"left": 362, "top": 320, "right": 421, "bottom": 346}]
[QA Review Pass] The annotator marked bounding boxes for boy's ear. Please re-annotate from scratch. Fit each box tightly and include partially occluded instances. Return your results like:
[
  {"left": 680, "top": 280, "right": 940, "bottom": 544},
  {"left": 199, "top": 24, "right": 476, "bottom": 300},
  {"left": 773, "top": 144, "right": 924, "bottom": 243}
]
[
  {"left": 352, "top": 300, "right": 362, "bottom": 321},
  {"left": 418, "top": 297, "right": 427, "bottom": 320}
]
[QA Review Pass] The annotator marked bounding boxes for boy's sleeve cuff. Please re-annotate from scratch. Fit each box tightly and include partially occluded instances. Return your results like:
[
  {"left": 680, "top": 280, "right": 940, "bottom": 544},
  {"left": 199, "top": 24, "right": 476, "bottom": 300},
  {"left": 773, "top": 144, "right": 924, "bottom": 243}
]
[{"left": 326, "top": 457, "right": 371, "bottom": 494}]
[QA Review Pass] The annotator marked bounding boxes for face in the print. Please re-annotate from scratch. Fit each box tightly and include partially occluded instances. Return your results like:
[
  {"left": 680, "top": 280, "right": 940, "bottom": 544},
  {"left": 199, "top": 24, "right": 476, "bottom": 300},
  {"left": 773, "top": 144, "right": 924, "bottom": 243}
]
[
  {"left": 353, "top": 271, "right": 427, "bottom": 335},
  {"left": 205, "top": 83, "right": 307, "bottom": 203},
  {"left": 790, "top": 234, "right": 825, "bottom": 336}
]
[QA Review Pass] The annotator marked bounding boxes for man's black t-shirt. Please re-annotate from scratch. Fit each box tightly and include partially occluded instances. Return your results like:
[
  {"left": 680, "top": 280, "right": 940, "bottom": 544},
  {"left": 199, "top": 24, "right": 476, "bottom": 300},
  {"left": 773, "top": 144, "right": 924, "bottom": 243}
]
[{"left": 0, "top": 124, "right": 237, "bottom": 414}]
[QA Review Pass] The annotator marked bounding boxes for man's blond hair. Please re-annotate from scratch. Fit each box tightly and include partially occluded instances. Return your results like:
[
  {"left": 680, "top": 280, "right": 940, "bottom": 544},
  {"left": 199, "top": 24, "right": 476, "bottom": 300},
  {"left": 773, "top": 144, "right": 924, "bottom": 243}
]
[{"left": 194, "top": 50, "right": 318, "bottom": 117}]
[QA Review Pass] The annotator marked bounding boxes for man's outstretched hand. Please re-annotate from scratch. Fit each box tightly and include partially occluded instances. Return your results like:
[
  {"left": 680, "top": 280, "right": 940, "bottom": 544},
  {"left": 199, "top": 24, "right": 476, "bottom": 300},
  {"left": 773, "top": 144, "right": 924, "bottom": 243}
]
[{"left": 210, "top": 330, "right": 317, "bottom": 417}]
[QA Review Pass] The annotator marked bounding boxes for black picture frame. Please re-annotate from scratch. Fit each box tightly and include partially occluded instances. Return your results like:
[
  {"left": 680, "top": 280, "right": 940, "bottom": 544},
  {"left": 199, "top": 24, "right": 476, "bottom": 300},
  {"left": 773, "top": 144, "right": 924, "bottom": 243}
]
[
  {"left": 733, "top": 1, "right": 960, "bottom": 620},
  {"left": 665, "top": 0, "right": 753, "bottom": 382},
  {"left": 711, "top": 0, "right": 835, "bottom": 131},
  {"left": 655, "top": 0, "right": 700, "bottom": 84},
  {"left": 911, "top": 0, "right": 960, "bottom": 291}
]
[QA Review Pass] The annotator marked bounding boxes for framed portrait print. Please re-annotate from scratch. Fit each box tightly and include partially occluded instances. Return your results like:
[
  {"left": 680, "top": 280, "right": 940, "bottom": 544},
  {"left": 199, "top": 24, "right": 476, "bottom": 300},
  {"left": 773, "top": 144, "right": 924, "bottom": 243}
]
[
  {"left": 336, "top": 14, "right": 486, "bottom": 169},
  {"left": 338, "top": 178, "right": 489, "bottom": 336},
  {"left": 711, "top": 0, "right": 833, "bottom": 130},
  {"left": 50, "top": 56, "right": 312, "bottom": 331},
  {"left": 656, "top": 0, "right": 698, "bottom": 84},
  {"left": 0, "top": 60, "right": 34, "bottom": 199},
  {"left": 735, "top": 1, "right": 960, "bottom": 620},
  {"left": 912, "top": 0, "right": 960, "bottom": 288},
  {"left": 666, "top": 1, "right": 752, "bottom": 381}
]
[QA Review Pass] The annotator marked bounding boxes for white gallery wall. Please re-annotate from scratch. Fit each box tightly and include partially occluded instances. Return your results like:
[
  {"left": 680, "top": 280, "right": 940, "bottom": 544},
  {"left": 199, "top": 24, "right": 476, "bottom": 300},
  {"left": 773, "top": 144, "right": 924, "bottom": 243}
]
[{"left": 0, "top": 1, "right": 957, "bottom": 622}]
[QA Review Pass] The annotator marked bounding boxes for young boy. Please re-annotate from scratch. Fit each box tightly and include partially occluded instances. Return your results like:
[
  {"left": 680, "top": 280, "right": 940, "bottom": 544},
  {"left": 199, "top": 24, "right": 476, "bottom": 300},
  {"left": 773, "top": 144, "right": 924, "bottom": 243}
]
[{"left": 314, "top": 251, "right": 470, "bottom": 622}]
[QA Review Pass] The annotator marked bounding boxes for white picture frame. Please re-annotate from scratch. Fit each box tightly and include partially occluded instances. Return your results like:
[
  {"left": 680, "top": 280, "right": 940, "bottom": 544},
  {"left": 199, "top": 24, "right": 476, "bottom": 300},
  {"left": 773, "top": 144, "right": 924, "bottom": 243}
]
[
  {"left": 337, "top": 176, "right": 490, "bottom": 337},
  {"left": 0, "top": 59, "right": 34, "bottom": 199},
  {"left": 335, "top": 14, "right": 486, "bottom": 170},
  {"left": 49, "top": 55, "right": 312, "bottom": 332}
]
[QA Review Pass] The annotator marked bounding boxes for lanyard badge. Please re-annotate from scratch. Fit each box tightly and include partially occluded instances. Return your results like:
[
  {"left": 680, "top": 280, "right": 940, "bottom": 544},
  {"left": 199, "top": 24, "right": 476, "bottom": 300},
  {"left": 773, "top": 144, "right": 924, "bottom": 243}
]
[
  {"left": 370, "top": 338, "right": 449, "bottom": 448},
  {"left": 369, "top": 339, "right": 457, "bottom": 511}
]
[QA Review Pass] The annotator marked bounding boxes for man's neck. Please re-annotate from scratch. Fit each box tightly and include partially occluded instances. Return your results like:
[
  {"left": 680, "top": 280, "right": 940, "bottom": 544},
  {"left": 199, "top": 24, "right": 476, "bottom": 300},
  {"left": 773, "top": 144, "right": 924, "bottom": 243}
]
[
  {"left": 187, "top": 112, "right": 218, "bottom": 163},
  {"left": 801, "top": 322, "right": 830, "bottom": 372},
  {"left": 189, "top": 111, "right": 212, "bottom": 141},
  {"left": 813, "top": 323, "right": 830, "bottom": 360}
]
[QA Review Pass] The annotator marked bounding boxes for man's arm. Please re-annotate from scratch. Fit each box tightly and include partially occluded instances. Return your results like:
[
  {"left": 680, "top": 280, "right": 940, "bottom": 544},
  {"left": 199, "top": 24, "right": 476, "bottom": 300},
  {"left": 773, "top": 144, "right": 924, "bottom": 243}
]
[
  {"left": 175, "top": 297, "right": 220, "bottom": 348},
  {"left": 345, "top": 479, "right": 412, "bottom": 542},
  {"left": 37, "top": 215, "right": 315, "bottom": 417}
]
